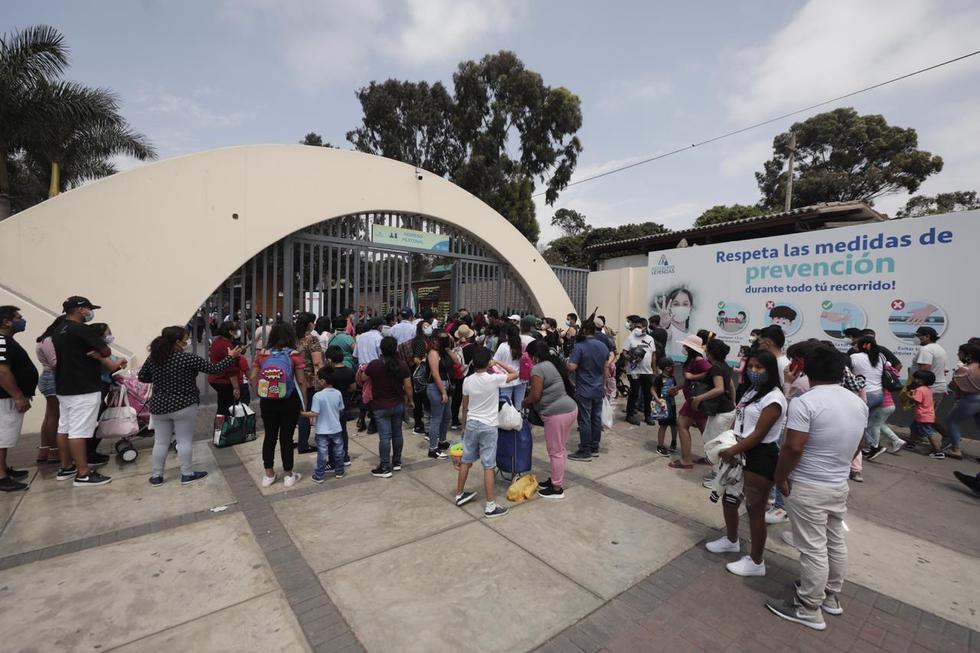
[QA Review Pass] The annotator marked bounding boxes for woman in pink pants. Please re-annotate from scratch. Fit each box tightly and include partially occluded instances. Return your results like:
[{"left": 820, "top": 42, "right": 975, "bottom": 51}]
[{"left": 523, "top": 340, "right": 579, "bottom": 499}]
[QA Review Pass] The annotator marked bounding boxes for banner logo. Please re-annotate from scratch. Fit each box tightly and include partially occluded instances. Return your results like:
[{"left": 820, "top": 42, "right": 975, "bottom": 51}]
[{"left": 650, "top": 254, "right": 675, "bottom": 275}]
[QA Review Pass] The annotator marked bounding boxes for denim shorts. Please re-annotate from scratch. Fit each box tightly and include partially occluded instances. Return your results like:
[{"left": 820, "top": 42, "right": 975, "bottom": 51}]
[
  {"left": 38, "top": 370, "right": 56, "bottom": 398},
  {"left": 462, "top": 419, "right": 498, "bottom": 469},
  {"left": 910, "top": 422, "right": 934, "bottom": 438}
]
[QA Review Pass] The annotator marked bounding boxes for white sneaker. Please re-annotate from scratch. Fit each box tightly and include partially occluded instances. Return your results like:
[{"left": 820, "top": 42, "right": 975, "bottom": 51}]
[
  {"left": 705, "top": 535, "right": 740, "bottom": 553},
  {"left": 726, "top": 555, "right": 766, "bottom": 577},
  {"left": 261, "top": 473, "right": 278, "bottom": 488},
  {"left": 765, "top": 507, "right": 789, "bottom": 525},
  {"left": 781, "top": 530, "right": 796, "bottom": 548},
  {"left": 284, "top": 473, "right": 301, "bottom": 488}
]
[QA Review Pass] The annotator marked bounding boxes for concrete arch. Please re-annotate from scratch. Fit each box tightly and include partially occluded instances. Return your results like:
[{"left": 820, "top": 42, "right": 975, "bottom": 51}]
[{"left": 0, "top": 145, "right": 573, "bottom": 429}]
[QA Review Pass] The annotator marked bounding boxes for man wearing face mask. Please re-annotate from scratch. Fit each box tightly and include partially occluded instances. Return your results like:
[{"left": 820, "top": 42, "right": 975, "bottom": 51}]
[
  {"left": 0, "top": 306, "right": 38, "bottom": 491},
  {"left": 623, "top": 317, "right": 657, "bottom": 426},
  {"left": 52, "top": 296, "right": 120, "bottom": 486}
]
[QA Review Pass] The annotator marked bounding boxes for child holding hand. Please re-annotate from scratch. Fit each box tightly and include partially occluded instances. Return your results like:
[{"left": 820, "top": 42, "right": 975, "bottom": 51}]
[{"left": 302, "top": 367, "right": 347, "bottom": 481}]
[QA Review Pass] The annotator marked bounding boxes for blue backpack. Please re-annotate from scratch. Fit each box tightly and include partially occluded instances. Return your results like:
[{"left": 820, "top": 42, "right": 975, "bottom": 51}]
[{"left": 257, "top": 348, "right": 295, "bottom": 400}]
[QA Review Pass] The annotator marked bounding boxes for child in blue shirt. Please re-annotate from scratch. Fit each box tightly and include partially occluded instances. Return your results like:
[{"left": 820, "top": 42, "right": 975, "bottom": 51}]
[
  {"left": 653, "top": 357, "right": 679, "bottom": 456},
  {"left": 302, "top": 367, "right": 347, "bottom": 481}
]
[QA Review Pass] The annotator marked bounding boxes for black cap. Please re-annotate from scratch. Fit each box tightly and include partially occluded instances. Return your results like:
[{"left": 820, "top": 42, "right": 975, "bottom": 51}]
[
  {"left": 400, "top": 307, "right": 414, "bottom": 319},
  {"left": 62, "top": 296, "right": 101, "bottom": 311},
  {"left": 915, "top": 326, "right": 939, "bottom": 340},
  {"left": 842, "top": 327, "right": 863, "bottom": 338}
]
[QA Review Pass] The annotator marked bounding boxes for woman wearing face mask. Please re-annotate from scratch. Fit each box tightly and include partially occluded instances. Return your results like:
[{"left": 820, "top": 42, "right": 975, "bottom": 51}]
[
  {"left": 90, "top": 323, "right": 127, "bottom": 464},
  {"left": 410, "top": 320, "right": 434, "bottom": 434},
  {"left": 705, "top": 349, "right": 786, "bottom": 577},
  {"left": 425, "top": 329, "right": 455, "bottom": 459},
  {"left": 655, "top": 288, "right": 695, "bottom": 359},
  {"left": 944, "top": 343, "right": 980, "bottom": 460},
  {"left": 671, "top": 334, "right": 711, "bottom": 470},
  {"left": 35, "top": 315, "right": 66, "bottom": 463},
  {"left": 209, "top": 321, "right": 246, "bottom": 417}
]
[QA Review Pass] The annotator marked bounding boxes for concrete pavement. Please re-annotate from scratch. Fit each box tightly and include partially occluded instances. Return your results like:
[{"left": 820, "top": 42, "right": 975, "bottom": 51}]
[{"left": 0, "top": 399, "right": 978, "bottom": 652}]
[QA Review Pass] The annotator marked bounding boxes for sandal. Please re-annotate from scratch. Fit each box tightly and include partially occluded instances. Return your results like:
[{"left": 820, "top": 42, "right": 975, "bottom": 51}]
[
  {"left": 946, "top": 450, "right": 963, "bottom": 460},
  {"left": 668, "top": 460, "right": 694, "bottom": 470}
]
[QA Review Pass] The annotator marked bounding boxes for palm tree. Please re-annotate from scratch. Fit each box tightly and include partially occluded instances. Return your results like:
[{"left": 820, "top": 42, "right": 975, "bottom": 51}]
[
  {"left": 0, "top": 25, "right": 69, "bottom": 218},
  {"left": 23, "top": 80, "right": 156, "bottom": 197}
]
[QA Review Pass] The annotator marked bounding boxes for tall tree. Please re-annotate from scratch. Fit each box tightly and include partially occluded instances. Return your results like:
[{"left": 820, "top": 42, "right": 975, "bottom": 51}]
[
  {"left": 543, "top": 234, "right": 589, "bottom": 268},
  {"left": 347, "top": 51, "right": 583, "bottom": 243},
  {"left": 693, "top": 204, "right": 764, "bottom": 227},
  {"left": 300, "top": 131, "right": 335, "bottom": 148},
  {"left": 0, "top": 25, "right": 70, "bottom": 218},
  {"left": 756, "top": 108, "right": 943, "bottom": 209},
  {"left": 551, "top": 207, "right": 590, "bottom": 236},
  {"left": 896, "top": 190, "right": 980, "bottom": 218}
]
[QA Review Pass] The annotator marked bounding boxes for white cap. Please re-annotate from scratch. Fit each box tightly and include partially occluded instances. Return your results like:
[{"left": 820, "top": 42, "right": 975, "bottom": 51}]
[{"left": 508, "top": 314, "right": 521, "bottom": 321}]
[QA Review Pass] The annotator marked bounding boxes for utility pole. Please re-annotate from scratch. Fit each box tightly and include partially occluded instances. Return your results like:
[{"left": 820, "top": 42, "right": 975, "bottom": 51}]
[{"left": 784, "top": 131, "right": 797, "bottom": 212}]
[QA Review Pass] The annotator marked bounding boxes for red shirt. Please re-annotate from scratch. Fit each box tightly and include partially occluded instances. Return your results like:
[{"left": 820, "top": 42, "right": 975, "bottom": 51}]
[
  {"left": 911, "top": 385, "right": 935, "bottom": 423},
  {"left": 207, "top": 336, "right": 238, "bottom": 384}
]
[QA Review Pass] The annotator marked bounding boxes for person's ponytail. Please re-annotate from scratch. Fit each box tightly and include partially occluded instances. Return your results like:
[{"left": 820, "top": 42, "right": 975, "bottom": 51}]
[{"left": 149, "top": 326, "right": 186, "bottom": 365}]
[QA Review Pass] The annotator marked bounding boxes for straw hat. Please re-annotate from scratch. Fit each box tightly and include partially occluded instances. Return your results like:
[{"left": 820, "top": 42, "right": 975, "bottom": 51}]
[
  {"left": 455, "top": 324, "right": 475, "bottom": 340},
  {"left": 676, "top": 334, "right": 704, "bottom": 354}
]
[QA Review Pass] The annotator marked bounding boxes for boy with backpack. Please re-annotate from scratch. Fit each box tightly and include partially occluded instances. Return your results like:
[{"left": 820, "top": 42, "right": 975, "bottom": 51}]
[
  {"left": 303, "top": 367, "right": 348, "bottom": 481},
  {"left": 454, "top": 348, "right": 520, "bottom": 518}
]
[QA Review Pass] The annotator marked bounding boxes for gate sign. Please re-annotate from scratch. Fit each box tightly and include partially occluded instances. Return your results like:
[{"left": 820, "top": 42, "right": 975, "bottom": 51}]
[
  {"left": 648, "top": 210, "right": 978, "bottom": 368},
  {"left": 372, "top": 224, "right": 450, "bottom": 252}
]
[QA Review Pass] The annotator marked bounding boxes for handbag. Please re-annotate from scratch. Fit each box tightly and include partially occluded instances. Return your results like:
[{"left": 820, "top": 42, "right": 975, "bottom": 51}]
[
  {"left": 692, "top": 367, "right": 736, "bottom": 416},
  {"left": 882, "top": 365, "right": 903, "bottom": 392},
  {"left": 527, "top": 404, "right": 544, "bottom": 427},
  {"left": 213, "top": 402, "right": 257, "bottom": 447},
  {"left": 96, "top": 386, "right": 140, "bottom": 438}
]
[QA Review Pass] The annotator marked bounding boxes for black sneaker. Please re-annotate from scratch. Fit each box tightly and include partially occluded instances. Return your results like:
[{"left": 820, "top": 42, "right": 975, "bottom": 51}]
[
  {"left": 343, "top": 456, "right": 352, "bottom": 467},
  {"left": 148, "top": 476, "right": 164, "bottom": 487},
  {"left": 5, "top": 467, "right": 29, "bottom": 479},
  {"left": 485, "top": 505, "right": 508, "bottom": 519},
  {"left": 89, "top": 452, "right": 110, "bottom": 465},
  {"left": 451, "top": 422, "right": 462, "bottom": 430},
  {"left": 0, "top": 477, "right": 28, "bottom": 492},
  {"left": 953, "top": 471, "right": 980, "bottom": 496},
  {"left": 645, "top": 417, "right": 658, "bottom": 426},
  {"left": 867, "top": 445, "right": 887, "bottom": 461},
  {"left": 538, "top": 485, "right": 564, "bottom": 499},
  {"left": 413, "top": 424, "right": 426, "bottom": 434},
  {"left": 903, "top": 441, "right": 919, "bottom": 451},
  {"left": 928, "top": 451, "right": 946, "bottom": 460},
  {"left": 538, "top": 478, "right": 553, "bottom": 491},
  {"left": 437, "top": 440, "right": 450, "bottom": 451},
  {"left": 456, "top": 490, "right": 476, "bottom": 506},
  {"left": 181, "top": 471, "right": 208, "bottom": 485},
  {"left": 568, "top": 450, "right": 591, "bottom": 462},
  {"left": 392, "top": 462, "right": 402, "bottom": 472},
  {"left": 656, "top": 445, "right": 670, "bottom": 457},
  {"left": 669, "top": 445, "right": 677, "bottom": 453},
  {"left": 371, "top": 466, "right": 393, "bottom": 478},
  {"left": 428, "top": 449, "right": 447, "bottom": 460},
  {"left": 591, "top": 449, "right": 600, "bottom": 458},
  {"left": 357, "top": 420, "right": 367, "bottom": 433},
  {"left": 56, "top": 466, "right": 77, "bottom": 481},
  {"left": 626, "top": 415, "right": 640, "bottom": 426},
  {"left": 73, "top": 470, "right": 112, "bottom": 487},
  {"left": 297, "top": 445, "right": 316, "bottom": 455}
]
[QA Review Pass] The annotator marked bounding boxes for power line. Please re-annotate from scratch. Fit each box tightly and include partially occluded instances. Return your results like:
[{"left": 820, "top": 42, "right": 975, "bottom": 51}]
[{"left": 535, "top": 48, "right": 980, "bottom": 197}]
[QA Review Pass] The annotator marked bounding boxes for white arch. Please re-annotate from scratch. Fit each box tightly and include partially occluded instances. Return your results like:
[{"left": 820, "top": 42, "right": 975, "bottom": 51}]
[{"left": 0, "top": 145, "right": 574, "bottom": 430}]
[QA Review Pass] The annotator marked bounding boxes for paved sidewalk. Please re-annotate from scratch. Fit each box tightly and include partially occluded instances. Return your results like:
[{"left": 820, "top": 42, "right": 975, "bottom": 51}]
[{"left": 0, "top": 400, "right": 978, "bottom": 652}]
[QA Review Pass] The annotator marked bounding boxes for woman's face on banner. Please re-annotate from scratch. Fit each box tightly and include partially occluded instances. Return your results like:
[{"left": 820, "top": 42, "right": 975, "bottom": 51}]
[{"left": 670, "top": 291, "right": 692, "bottom": 321}]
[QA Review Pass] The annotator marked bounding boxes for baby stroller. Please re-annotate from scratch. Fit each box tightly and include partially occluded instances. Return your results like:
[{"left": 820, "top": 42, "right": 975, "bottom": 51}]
[{"left": 107, "top": 371, "right": 153, "bottom": 462}]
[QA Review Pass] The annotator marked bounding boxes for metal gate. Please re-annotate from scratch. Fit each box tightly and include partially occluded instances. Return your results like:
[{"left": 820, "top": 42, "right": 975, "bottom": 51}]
[{"left": 550, "top": 265, "right": 589, "bottom": 317}]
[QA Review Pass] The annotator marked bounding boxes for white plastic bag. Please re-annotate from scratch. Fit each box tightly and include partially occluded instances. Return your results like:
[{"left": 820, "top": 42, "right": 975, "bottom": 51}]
[
  {"left": 601, "top": 397, "right": 613, "bottom": 429},
  {"left": 497, "top": 401, "right": 523, "bottom": 431},
  {"left": 229, "top": 402, "right": 255, "bottom": 418}
]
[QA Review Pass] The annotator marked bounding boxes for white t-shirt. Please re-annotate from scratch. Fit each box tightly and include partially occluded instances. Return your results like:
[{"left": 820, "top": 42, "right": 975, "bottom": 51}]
[
  {"left": 734, "top": 387, "right": 787, "bottom": 444},
  {"left": 494, "top": 335, "right": 534, "bottom": 388},
  {"left": 624, "top": 333, "right": 655, "bottom": 376},
  {"left": 786, "top": 384, "right": 868, "bottom": 486},
  {"left": 463, "top": 372, "right": 509, "bottom": 426},
  {"left": 776, "top": 355, "right": 790, "bottom": 389},
  {"left": 916, "top": 342, "right": 948, "bottom": 393},
  {"left": 850, "top": 352, "right": 884, "bottom": 394}
]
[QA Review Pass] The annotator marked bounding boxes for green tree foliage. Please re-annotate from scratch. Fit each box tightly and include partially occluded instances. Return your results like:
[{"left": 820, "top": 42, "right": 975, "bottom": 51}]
[
  {"left": 551, "top": 207, "right": 590, "bottom": 236},
  {"left": 896, "top": 190, "right": 980, "bottom": 218},
  {"left": 694, "top": 204, "right": 764, "bottom": 227},
  {"left": 578, "top": 221, "right": 668, "bottom": 268},
  {"left": 543, "top": 234, "right": 589, "bottom": 268},
  {"left": 300, "top": 132, "right": 335, "bottom": 148},
  {"left": 756, "top": 108, "right": 943, "bottom": 209},
  {"left": 1, "top": 25, "right": 155, "bottom": 216},
  {"left": 347, "top": 51, "right": 583, "bottom": 244}
]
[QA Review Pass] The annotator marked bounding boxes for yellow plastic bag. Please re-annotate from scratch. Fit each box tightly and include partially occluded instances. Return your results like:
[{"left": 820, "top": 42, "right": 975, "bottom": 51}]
[{"left": 506, "top": 473, "right": 538, "bottom": 502}]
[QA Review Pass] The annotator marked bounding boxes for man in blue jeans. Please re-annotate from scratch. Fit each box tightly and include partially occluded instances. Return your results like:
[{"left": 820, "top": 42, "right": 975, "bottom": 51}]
[{"left": 567, "top": 320, "right": 614, "bottom": 461}]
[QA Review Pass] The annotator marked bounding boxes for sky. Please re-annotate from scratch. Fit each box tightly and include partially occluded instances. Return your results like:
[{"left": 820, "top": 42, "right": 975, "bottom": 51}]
[{"left": 9, "top": 0, "right": 980, "bottom": 246}]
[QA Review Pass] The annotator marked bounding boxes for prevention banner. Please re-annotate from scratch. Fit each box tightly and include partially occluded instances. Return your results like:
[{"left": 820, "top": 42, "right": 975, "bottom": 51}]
[{"left": 647, "top": 210, "right": 977, "bottom": 367}]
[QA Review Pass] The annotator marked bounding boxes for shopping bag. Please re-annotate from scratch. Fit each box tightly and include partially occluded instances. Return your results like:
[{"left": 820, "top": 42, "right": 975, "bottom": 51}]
[
  {"left": 96, "top": 387, "right": 140, "bottom": 438},
  {"left": 497, "top": 401, "right": 523, "bottom": 431},
  {"left": 506, "top": 473, "right": 538, "bottom": 502},
  {"left": 213, "top": 402, "right": 257, "bottom": 447},
  {"left": 601, "top": 397, "right": 614, "bottom": 429}
]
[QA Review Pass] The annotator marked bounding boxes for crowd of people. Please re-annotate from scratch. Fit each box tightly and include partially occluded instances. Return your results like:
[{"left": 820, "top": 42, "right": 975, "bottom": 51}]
[{"left": 1, "top": 296, "right": 978, "bottom": 630}]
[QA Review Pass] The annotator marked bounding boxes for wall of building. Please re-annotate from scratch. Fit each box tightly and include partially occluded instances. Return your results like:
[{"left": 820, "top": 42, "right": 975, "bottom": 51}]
[
  {"left": 585, "top": 266, "right": 649, "bottom": 348},
  {"left": 597, "top": 254, "right": 648, "bottom": 271}
]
